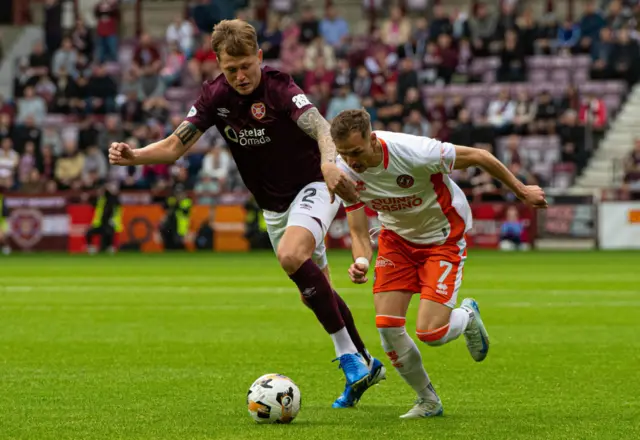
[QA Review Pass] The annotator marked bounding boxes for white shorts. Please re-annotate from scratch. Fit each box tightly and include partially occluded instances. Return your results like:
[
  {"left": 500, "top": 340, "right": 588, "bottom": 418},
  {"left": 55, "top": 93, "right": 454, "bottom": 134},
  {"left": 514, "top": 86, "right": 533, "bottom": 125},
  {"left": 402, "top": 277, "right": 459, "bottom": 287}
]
[{"left": 262, "top": 181, "right": 340, "bottom": 269}]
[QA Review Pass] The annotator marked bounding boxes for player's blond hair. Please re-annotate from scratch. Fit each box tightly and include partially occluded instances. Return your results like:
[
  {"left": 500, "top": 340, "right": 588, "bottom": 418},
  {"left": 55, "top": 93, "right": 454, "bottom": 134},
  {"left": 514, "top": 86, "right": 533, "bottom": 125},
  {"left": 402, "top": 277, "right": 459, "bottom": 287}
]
[
  {"left": 210, "top": 19, "right": 259, "bottom": 59},
  {"left": 330, "top": 109, "right": 372, "bottom": 142}
]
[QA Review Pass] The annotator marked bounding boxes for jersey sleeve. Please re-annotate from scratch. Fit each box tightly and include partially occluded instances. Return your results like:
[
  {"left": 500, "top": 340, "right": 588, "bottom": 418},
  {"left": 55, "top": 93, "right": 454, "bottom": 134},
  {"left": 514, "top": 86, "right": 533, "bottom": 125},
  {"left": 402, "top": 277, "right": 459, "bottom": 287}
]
[
  {"left": 275, "top": 74, "right": 315, "bottom": 122},
  {"left": 184, "top": 82, "right": 218, "bottom": 133},
  {"left": 414, "top": 136, "right": 456, "bottom": 175}
]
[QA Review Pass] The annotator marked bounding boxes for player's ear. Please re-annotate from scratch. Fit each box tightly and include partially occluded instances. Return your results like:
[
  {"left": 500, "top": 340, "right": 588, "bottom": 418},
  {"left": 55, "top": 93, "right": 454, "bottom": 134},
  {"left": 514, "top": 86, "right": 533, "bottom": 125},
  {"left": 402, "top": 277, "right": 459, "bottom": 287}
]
[
  {"left": 257, "top": 49, "right": 263, "bottom": 63},
  {"left": 370, "top": 131, "right": 377, "bottom": 147}
]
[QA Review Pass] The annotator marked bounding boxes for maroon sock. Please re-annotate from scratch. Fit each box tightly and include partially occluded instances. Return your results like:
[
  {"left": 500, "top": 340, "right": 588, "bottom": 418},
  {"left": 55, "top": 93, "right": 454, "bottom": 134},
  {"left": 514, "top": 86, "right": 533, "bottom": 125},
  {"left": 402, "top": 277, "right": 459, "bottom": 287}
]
[
  {"left": 289, "top": 259, "right": 345, "bottom": 334},
  {"left": 333, "top": 290, "right": 371, "bottom": 364}
]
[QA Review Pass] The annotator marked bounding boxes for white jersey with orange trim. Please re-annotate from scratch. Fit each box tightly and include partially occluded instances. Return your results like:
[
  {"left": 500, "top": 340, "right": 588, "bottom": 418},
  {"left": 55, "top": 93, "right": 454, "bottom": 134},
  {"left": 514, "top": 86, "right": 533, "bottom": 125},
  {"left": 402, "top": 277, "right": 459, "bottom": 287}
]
[{"left": 337, "top": 130, "right": 472, "bottom": 245}]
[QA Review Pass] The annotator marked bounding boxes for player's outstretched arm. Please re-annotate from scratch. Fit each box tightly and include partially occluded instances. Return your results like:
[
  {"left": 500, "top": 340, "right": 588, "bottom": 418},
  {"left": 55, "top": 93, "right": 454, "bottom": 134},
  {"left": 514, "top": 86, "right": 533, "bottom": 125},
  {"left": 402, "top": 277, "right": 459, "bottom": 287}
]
[
  {"left": 296, "top": 108, "right": 359, "bottom": 203},
  {"left": 346, "top": 208, "right": 373, "bottom": 284},
  {"left": 108, "top": 122, "right": 203, "bottom": 166},
  {"left": 453, "top": 145, "right": 548, "bottom": 208}
]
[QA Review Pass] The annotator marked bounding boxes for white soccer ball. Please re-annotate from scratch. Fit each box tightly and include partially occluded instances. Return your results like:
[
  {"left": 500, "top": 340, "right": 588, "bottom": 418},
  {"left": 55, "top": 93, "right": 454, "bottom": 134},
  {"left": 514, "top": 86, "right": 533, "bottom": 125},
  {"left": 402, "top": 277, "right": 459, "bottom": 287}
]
[{"left": 247, "top": 374, "right": 301, "bottom": 424}]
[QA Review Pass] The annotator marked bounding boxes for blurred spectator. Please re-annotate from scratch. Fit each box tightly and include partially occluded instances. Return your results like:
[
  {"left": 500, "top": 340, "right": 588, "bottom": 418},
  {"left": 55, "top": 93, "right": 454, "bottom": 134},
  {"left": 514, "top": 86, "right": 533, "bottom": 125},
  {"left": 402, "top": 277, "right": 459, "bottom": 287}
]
[
  {"left": 535, "top": 14, "right": 559, "bottom": 55},
  {"left": 434, "top": 33, "right": 459, "bottom": 84},
  {"left": 580, "top": 1, "right": 606, "bottom": 46},
  {"left": 332, "top": 58, "right": 354, "bottom": 91},
  {"left": 52, "top": 67, "right": 77, "bottom": 113},
  {"left": 468, "top": 2, "right": 498, "bottom": 56},
  {"left": 304, "top": 37, "right": 336, "bottom": 71},
  {"left": 18, "top": 141, "right": 37, "bottom": 179},
  {"left": 0, "top": 138, "right": 18, "bottom": 189},
  {"left": 512, "top": 90, "right": 536, "bottom": 134},
  {"left": 397, "top": 58, "right": 419, "bottom": 102},
  {"left": 381, "top": 6, "right": 411, "bottom": 49},
  {"left": 320, "top": 5, "right": 349, "bottom": 48},
  {"left": 94, "top": 0, "right": 120, "bottom": 63},
  {"left": 298, "top": 4, "right": 320, "bottom": 45},
  {"left": 556, "top": 19, "right": 582, "bottom": 54},
  {"left": 352, "top": 65, "right": 372, "bottom": 97},
  {"left": 38, "top": 144, "right": 57, "bottom": 183},
  {"left": 98, "top": 115, "right": 124, "bottom": 153},
  {"left": 558, "top": 85, "right": 581, "bottom": 113},
  {"left": 376, "top": 82, "right": 404, "bottom": 127},
  {"left": 200, "top": 143, "right": 231, "bottom": 191},
  {"left": 0, "top": 114, "right": 12, "bottom": 141},
  {"left": 52, "top": 37, "right": 79, "bottom": 79},
  {"left": 398, "top": 17, "right": 428, "bottom": 61},
  {"left": 534, "top": 90, "right": 558, "bottom": 133},
  {"left": 403, "top": 109, "right": 430, "bottom": 137},
  {"left": 516, "top": 7, "right": 539, "bottom": 55},
  {"left": 431, "top": 5, "right": 455, "bottom": 41},
  {"left": 44, "top": 0, "right": 62, "bottom": 52},
  {"left": 42, "top": 127, "right": 63, "bottom": 156},
  {"left": 579, "top": 93, "right": 607, "bottom": 129},
  {"left": 609, "top": 27, "right": 640, "bottom": 85},
  {"left": 14, "top": 116, "right": 42, "bottom": 153},
  {"left": 55, "top": 140, "right": 85, "bottom": 190},
  {"left": 71, "top": 19, "right": 94, "bottom": 62},
  {"left": 16, "top": 87, "right": 47, "bottom": 126},
  {"left": 403, "top": 88, "right": 426, "bottom": 119},
  {"left": 258, "top": 14, "right": 283, "bottom": 60},
  {"left": 557, "top": 109, "right": 587, "bottom": 171},
  {"left": 326, "top": 85, "right": 361, "bottom": 121},
  {"left": 82, "top": 146, "right": 108, "bottom": 188},
  {"left": 160, "top": 42, "right": 186, "bottom": 87},
  {"left": 20, "top": 169, "right": 45, "bottom": 194},
  {"left": 87, "top": 64, "right": 118, "bottom": 114},
  {"left": 622, "top": 138, "right": 640, "bottom": 194},
  {"left": 590, "top": 27, "right": 614, "bottom": 78},
  {"left": 77, "top": 116, "right": 99, "bottom": 151},
  {"left": 189, "top": 34, "right": 219, "bottom": 82},
  {"left": 166, "top": 15, "right": 195, "bottom": 59},
  {"left": 487, "top": 89, "right": 516, "bottom": 134},
  {"left": 304, "top": 56, "right": 335, "bottom": 98},
  {"left": 499, "top": 206, "right": 526, "bottom": 251},
  {"left": 498, "top": 30, "right": 526, "bottom": 82}
]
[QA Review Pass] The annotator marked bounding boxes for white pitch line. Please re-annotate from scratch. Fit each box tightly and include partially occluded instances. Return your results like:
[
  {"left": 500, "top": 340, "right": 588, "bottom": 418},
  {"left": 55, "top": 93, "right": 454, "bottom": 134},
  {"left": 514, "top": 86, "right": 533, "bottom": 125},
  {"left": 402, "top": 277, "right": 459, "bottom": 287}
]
[
  {"left": 1, "top": 301, "right": 639, "bottom": 312},
  {"left": 0, "top": 285, "right": 638, "bottom": 296}
]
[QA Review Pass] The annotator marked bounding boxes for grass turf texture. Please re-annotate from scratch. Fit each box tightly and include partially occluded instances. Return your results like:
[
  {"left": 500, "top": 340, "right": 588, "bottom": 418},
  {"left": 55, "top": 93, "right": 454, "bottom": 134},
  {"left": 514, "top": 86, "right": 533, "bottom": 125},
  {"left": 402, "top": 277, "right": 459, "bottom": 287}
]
[{"left": 0, "top": 250, "right": 639, "bottom": 440}]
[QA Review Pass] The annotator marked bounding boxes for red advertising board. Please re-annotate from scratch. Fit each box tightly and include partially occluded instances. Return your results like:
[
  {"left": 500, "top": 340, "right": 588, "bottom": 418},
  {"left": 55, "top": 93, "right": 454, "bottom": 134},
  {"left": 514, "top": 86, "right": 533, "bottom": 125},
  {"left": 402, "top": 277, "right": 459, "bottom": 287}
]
[
  {"left": 325, "top": 203, "right": 535, "bottom": 249},
  {"left": 4, "top": 195, "right": 68, "bottom": 251}
]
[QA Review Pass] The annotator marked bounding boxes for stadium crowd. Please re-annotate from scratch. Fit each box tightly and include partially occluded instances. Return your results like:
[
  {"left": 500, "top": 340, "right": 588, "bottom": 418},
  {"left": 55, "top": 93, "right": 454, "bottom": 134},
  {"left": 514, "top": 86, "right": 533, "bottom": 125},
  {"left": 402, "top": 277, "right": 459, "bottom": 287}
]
[{"left": 0, "top": 0, "right": 638, "bottom": 202}]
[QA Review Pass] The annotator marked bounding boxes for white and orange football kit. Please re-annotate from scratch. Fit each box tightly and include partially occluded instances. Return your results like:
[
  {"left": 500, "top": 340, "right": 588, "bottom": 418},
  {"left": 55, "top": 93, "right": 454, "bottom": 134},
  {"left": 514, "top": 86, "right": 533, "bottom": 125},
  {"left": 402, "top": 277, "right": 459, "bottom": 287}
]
[{"left": 337, "top": 130, "right": 473, "bottom": 308}]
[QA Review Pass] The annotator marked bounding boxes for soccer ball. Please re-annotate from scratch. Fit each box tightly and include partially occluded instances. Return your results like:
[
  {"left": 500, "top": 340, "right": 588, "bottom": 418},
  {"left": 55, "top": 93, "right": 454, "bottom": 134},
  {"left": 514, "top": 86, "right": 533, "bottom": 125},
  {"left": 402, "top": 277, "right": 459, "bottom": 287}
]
[{"left": 247, "top": 374, "right": 301, "bottom": 424}]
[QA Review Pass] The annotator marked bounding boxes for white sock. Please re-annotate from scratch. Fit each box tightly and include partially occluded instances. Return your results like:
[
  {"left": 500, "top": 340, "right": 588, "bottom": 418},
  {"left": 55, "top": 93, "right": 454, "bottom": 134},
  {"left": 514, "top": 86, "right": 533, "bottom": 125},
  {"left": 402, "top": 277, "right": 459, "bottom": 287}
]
[
  {"left": 444, "top": 308, "right": 471, "bottom": 344},
  {"left": 379, "top": 326, "right": 439, "bottom": 402},
  {"left": 417, "top": 308, "right": 471, "bottom": 346},
  {"left": 330, "top": 327, "right": 358, "bottom": 357}
]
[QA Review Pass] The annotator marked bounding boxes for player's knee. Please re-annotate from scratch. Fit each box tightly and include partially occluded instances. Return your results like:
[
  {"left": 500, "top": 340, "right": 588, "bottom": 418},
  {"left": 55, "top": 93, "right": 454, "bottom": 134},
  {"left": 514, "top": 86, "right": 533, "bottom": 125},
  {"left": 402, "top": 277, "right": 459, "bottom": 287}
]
[
  {"left": 416, "top": 324, "right": 450, "bottom": 346},
  {"left": 276, "top": 246, "right": 306, "bottom": 274}
]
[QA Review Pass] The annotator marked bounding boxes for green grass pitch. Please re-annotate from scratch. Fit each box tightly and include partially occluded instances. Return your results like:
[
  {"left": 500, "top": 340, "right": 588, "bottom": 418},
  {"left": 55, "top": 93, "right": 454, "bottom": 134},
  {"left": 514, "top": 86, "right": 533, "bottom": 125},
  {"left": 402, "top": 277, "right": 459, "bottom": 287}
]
[{"left": 1, "top": 250, "right": 639, "bottom": 440}]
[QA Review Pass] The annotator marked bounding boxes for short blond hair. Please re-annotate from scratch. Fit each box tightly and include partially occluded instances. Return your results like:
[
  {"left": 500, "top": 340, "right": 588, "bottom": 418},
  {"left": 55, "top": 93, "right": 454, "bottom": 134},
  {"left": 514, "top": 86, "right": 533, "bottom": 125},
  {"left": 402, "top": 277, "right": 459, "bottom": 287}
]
[
  {"left": 330, "top": 109, "right": 372, "bottom": 143},
  {"left": 210, "top": 19, "right": 259, "bottom": 58}
]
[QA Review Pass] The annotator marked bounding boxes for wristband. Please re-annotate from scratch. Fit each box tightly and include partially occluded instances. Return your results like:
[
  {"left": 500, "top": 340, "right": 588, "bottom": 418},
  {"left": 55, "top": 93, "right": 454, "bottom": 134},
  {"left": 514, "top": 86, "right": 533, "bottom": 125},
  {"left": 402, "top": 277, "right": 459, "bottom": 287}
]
[{"left": 354, "top": 257, "right": 370, "bottom": 271}]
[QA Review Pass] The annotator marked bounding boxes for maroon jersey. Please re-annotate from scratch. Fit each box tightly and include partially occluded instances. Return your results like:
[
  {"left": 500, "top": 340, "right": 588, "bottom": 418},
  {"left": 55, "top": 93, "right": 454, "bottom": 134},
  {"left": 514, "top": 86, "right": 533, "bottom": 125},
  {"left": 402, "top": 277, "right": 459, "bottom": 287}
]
[{"left": 185, "top": 66, "right": 324, "bottom": 212}]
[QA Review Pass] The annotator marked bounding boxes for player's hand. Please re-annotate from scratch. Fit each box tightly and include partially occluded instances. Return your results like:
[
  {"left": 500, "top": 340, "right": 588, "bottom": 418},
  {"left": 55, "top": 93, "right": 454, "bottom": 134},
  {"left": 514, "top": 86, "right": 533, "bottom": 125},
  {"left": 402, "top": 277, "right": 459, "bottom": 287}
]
[
  {"left": 348, "top": 262, "right": 369, "bottom": 284},
  {"left": 520, "top": 185, "right": 548, "bottom": 209},
  {"left": 108, "top": 142, "right": 137, "bottom": 166},
  {"left": 321, "top": 163, "right": 359, "bottom": 204}
]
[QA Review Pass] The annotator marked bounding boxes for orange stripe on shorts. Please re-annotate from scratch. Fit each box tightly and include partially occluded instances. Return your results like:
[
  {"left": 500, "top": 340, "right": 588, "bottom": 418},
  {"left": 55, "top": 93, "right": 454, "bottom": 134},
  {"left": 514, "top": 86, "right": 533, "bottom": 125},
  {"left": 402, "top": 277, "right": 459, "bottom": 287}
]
[
  {"left": 375, "top": 315, "right": 406, "bottom": 328},
  {"left": 416, "top": 324, "right": 450, "bottom": 342}
]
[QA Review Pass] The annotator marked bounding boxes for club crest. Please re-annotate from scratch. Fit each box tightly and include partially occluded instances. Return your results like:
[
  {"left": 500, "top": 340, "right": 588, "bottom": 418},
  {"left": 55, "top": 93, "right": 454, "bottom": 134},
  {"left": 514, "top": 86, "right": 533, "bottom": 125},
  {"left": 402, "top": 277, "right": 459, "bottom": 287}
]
[{"left": 251, "top": 102, "right": 266, "bottom": 120}]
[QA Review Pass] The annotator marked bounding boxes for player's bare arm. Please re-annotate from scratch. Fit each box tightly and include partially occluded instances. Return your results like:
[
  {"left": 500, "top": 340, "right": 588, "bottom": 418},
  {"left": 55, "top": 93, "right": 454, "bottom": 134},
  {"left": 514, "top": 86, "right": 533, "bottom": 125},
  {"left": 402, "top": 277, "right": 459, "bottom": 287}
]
[
  {"left": 108, "top": 122, "right": 203, "bottom": 166},
  {"left": 346, "top": 208, "right": 373, "bottom": 284},
  {"left": 296, "top": 108, "right": 359, "bottom": 204},
  {"left": 453, "top": 145, "right": 548, "bottom": 208}
]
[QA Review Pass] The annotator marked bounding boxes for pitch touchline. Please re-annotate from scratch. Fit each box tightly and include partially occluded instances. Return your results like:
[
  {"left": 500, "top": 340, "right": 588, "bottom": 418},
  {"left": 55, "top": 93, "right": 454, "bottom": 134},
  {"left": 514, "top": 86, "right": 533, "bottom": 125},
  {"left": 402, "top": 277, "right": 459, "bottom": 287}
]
[{"left": 0, "top": 286, "right": 637, "bottom": 295}]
